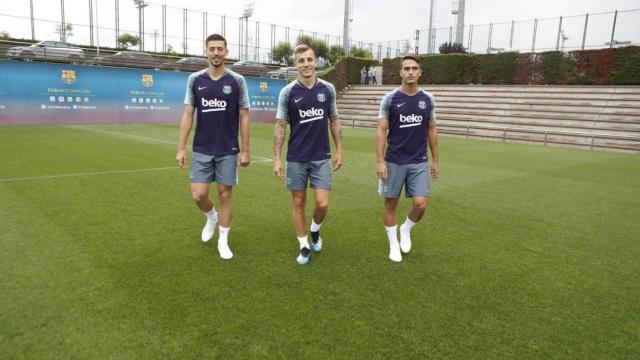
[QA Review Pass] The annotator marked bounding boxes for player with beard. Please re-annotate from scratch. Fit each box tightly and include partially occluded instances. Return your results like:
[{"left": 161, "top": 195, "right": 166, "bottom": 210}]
[{"left": 176, "top": 34, "right": 250, "bottom": 260}]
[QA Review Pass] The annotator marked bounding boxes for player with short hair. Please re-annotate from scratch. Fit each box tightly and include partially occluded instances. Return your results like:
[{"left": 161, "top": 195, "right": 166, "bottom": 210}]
[
  {"left": 376, "top": 54, "right": 440, "bottom": 262},
  {"left": 176, "top": 34, "right": 250, "bottom": 260},
  {"left": 273, "top": 44, "right": 344, "bottom": 265}
]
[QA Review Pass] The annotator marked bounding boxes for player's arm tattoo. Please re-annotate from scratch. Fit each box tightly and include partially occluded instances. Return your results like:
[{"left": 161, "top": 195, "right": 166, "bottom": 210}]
[{"left": 273, "top": 120, "right": 287, "bottom": 159}]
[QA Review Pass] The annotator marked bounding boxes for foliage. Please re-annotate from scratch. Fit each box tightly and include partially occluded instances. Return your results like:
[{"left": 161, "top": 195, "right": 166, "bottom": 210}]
[
  {"left": 295, "top": 35, "right": 329, "bottom": 60},
  {"left": 477, "top": 52, "right": 518, "bottom": 84},
  {"left": 271, "top": 42, "right": 293, "bottom": 65},
  {"left": 349, "top": 46, "right": 373, "bottom": 59},
  {"left": 438, "top": 42, "right": 466, "bottom": 54},
  {"left": 0, "top": 31, "right": 10, "bottom": 40},
  {"left": 117, "top": 33, "right": 140, "bottom": 49},
  {"left": 55, "top": 23, "right": 74, "bottom": 42},
  {"left": 423, "top": 53, "right": 477, "bottom": 84},
  {"left": 327, "top": 45, "right": 346, "bottom": 65},
  {"left": 612, "top": 46, "right": 640, "bottom": 85}
]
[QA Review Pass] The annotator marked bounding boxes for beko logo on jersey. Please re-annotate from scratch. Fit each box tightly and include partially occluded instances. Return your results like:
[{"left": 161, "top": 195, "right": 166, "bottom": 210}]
[
  {"left": 201, "top": 97, "right": 227, "bottom": 112},
  {"left": 399, "top": 114, "right": 423, "bottom": 128},
  {"left": 298, "top": 107, "right": 324, "bottom": 124},
  {"left": 299, "top": 107, "right": 324, "bottom": 118}
]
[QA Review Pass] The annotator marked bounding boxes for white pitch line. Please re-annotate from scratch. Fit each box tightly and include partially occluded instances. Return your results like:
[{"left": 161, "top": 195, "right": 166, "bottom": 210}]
[
  {"left": 66, "top": 125, "right": 177, "bottom": 146},
  {"left": 0, "top": 166, "right": 177, "bottom": 183},
  {"left": 66, "top": 125, "right": 273, "bottom": 162}
]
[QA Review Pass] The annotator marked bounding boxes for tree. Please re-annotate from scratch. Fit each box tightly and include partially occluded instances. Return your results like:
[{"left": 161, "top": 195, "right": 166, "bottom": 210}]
[
  {"left": 295, "top": 35, "right": 329, "bottom": 60},
  {"left": 327, "top": 45, "right": 346, "bottom": 64},
  {"left": 350, "top": 46, "right": 373, "bottom": 59},
  {"left": 439, "top": 42, "right": 466, "bottom": 54},
  {"left": 271, "top": 42, "right": 293, "bottom": 65},
  {"left": 117, "top": 33, "right": 140, "bottom": 49},
  {"left": 0, "top": 31, "right": 10, "bottom": 40},
  {"left": 166, "top": 44, "right": 177, "bottom": 55},
  {"left": 55, "top": 23, "right": 73, "bottom": 42}
]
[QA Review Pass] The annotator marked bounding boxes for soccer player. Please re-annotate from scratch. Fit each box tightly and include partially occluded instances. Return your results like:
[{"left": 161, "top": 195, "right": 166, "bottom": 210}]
[
  {"left": 273, "top": 44, "right": 344, "bottom": 265},
  {"left": 176, "top": 34, "right": 250, "bottom": 260},
  {"left": 376, "top": 54, "right": 439, "bottom": 262}
]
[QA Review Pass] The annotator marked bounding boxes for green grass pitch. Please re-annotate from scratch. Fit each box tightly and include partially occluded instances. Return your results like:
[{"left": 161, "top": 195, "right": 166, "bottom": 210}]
[{"left": 1, "top": 123, "right": 639, "bottom": 359}]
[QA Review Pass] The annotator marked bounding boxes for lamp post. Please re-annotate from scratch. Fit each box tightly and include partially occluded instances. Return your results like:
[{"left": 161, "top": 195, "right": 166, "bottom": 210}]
[{"left": 240, "top": 4, "right": 254, "bottom": 60}]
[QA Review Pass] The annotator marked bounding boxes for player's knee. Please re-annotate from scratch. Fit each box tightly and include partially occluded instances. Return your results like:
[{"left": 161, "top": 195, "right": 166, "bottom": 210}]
[
  {"left": 413, "top": 198, "right": 427, "bottom": 212},
  {"left": 191, "top": 189, "right": 207, "bottom": 202},
  {"left": 315, "top": 199, "right": 329, "bottom": 212},
  {"left": 217, "top": 187, "right": 232, "bottom": 200},
  {"left": 292, "top": 194, "right": 306, "bottom": 208}
]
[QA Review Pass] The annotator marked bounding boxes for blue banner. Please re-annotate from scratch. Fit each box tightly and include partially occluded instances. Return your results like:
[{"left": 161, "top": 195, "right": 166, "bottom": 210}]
[{"left": 0, "top": 60, "right": 285, "bottom": 125}]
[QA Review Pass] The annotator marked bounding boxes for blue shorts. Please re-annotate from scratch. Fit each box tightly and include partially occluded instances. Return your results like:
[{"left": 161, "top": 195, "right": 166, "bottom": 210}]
[
  {"left": 378, "top": 162, "right": 430, "bottom": 198},
  {"left": 190, "top": 152, "right": 238, "bottom": 185},
  {"left": 286, "top": 159, "right": 332, "bottom": 190}
]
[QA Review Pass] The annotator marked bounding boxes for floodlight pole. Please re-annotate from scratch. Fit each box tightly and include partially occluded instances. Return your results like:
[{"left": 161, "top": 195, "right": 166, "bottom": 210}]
[
  {"left": 343, "top": 0, "right": 350, "bottom": 53},
  {"left": 134, "top": 0, "right": 148, "bottom": 51},
  {"left": 427, "top": 0, "right": 435, "bottom": 54}
]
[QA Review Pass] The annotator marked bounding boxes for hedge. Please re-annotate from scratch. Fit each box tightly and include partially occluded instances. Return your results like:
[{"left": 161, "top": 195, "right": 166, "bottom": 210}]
[{"left": 381, "top": 46, "right": 640, "bottom": 85}]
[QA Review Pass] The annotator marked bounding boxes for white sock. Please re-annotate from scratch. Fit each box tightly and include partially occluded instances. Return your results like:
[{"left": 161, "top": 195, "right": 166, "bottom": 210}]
[
  {"left": 310, "top": 220, "right": 322, "bottom": 232},
  {"left": 385, "top": 225, "right": 398, "bottom": 246},
  {"left": 298, "top": 235, "right": 310, "bottom": 249},
  {"left": 218, "top": 226, "right": 229, "bottom": 243},
  {"left": 205, "top": 208, "right": 218, "bottom": 220},
  {"left": 401, "top": 217, "right": 416, "bottom": 231}
]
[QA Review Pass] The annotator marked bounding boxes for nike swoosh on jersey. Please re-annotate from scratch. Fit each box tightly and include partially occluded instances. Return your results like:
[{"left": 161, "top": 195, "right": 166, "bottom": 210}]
[
  {"left": 396, "top": 103, "right": 406, "bottom": 108},
  {"left": 294, "top": 97, "right": 304, "bottom": 103},
  {"left": 198, "top": 86, "right": 207, "bottom": 90}
]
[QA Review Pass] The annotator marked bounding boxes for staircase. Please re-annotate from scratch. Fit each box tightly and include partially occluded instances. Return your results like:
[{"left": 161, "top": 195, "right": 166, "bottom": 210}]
[{"left": 337, "top": 85, "right": 640, "bottom": 153}]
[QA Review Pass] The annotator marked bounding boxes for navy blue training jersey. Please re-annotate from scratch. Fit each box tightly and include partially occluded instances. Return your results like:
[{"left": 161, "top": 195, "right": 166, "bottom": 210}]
[
  {"left": 276, "top": 79, "right": 338, "bottom": 162},
  {"left": 378, "top": 88, "right": 436, "bottom": 164},
  {"left": 184, "top": 68, "right": 249, "bottom": 156}
]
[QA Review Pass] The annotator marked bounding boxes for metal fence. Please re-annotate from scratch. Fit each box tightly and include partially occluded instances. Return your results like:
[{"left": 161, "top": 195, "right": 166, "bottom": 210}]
[
  {"left": 0, "top": 0, "right": 406, "bottom": 63},
  {"left": 417, "top": 8, "right": 640, "bottom": 54}
]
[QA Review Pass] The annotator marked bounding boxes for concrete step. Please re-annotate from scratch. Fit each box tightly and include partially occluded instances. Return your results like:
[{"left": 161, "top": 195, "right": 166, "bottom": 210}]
[
  {"left": 338, "top": 85, "right": 640, "bottom": 153},
  {"left": 349, "top": 85, "right": 640, "bottom": 95},
  {"left": 338, "top": 98, "right": 640, "bottom": 114},
  {"left": 340, "top": 114, "right": 640, "bottom": 136},
  {"left": 437, "top": 125, "right": 640, "bottom": 151},
  {"left": 337, "top": 102, "right": 640, "bottom": 119},
  {"left": 343, "top": 89, "right": 640, "bottom": 100},
  {"left": 339, "top": 94, "right": 640, "bottom": 107}
]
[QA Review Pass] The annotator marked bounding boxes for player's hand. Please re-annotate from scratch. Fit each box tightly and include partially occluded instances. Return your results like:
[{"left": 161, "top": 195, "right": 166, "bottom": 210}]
[
  {"left": 376, "top": 162, "right": 388, "bottom": 180},
  {"left": 273, "top": 159, "right": 284, "bottom": 179},
  {"left": 431, "top": 161, "right": 440, "bottom": 179},
  {"left": 239, "top": 151, "right": 250, "bottom": 167},
  {"left": 332, "top": 151, "right": 343, "bottom": 171},
  {"left": 176, "top": 149, "right": 187, "bottom": 168}
]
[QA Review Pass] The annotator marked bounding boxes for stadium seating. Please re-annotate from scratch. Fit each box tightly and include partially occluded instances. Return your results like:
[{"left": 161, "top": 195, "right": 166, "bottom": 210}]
[{"left": 338, "top": 85, "right": 640, "bottom": 153}]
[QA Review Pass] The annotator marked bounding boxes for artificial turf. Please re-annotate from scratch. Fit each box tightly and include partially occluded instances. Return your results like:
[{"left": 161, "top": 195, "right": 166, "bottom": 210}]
[{"left": 1, "top": 123, "right": 639, "bottom": 359}]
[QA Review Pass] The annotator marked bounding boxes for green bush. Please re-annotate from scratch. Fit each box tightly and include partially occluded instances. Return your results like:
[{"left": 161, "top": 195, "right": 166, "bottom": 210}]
[
  {"left": 380, "top": 47, "right": 640, "bottom": 86},
  {"left": 612, "top": 46, "right": 640, "bottom": 85},
  {"left": 477, "top": 52, "right": 517, "bottom": 84},
  {"left": 541, "top": 51, "right": 576, "bottom": 84},
  {"left": 423, "top": 54, "right": 477, "bottom": 84},
  {"left": 318, "top": 67, "right": 336, "bottom": 86}
]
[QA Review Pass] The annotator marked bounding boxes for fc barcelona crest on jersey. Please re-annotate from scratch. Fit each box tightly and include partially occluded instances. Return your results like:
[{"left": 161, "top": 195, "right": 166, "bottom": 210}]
[
  {"left": 61, "top": 69, "right": 76, "bottom": 84},
  {"left": 259, "top": 82, "right": 268, "bottom": 92},
  {"left": 317, "top": 93, "right": 326, "bottom": 102},
  {"left": 223, "top": 85, "right": 232, "bottom": 94},
  {"left": 142, "top": 74, "right": 154, "bottom": 88},
  {"left": 418, "top": 100, "right": 426, "bottom": 109}
]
